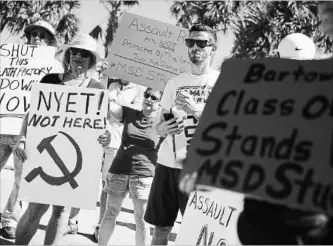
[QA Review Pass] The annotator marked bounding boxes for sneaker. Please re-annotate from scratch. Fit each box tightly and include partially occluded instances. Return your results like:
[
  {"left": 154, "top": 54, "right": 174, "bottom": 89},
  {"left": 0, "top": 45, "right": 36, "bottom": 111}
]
[
  {"left": 93, "top": 224, "right": 100, "bottom": 243},
  {"left": 2, "top": 226, "right": 16, "bottom": 239},
  {"left": 63, "top": 221, "right": 78, "bottom": 235}
]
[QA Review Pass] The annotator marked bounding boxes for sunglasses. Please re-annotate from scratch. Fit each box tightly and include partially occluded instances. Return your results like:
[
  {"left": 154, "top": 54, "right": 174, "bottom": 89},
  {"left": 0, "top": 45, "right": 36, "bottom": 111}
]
[
  {"left": 185, "top": 39, "right": 214, "bottom": 49},
  {"left": 31, "top": 30, "right": 51, "bottom": 41},
  {"left": 144, "top": 93, "right": 160, "bottom": 101},
  {"left": 70, "top": 48, "right": 91, "bottom": 58}
]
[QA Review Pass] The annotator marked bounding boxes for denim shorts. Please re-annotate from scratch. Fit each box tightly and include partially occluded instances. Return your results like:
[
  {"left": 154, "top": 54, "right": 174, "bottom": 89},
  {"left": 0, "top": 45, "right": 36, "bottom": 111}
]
[{"left": 104, "top": 173, "right": 153, "bottom": 200}]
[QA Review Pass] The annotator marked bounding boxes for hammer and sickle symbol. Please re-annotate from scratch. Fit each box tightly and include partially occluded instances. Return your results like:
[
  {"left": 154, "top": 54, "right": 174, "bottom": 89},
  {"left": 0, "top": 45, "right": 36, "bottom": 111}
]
[{"left": 25, "top": 131, "right": 82, "bottom": 189}]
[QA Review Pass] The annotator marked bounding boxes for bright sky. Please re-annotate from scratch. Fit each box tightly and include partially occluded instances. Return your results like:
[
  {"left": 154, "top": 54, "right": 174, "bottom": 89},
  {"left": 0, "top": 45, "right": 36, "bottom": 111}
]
[
  {"left": 0, "top": 0, "right": 234, "bottom": 68},
  {"left": 77, "top": 0, "right": 234, "bottom": 68}
]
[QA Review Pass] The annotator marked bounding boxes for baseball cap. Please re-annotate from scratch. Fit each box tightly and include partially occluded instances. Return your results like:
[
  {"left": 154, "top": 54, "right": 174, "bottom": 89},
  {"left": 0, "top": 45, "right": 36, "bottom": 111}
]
[{"left": 277, "top": 33, "right": 316, "bottom": 60}]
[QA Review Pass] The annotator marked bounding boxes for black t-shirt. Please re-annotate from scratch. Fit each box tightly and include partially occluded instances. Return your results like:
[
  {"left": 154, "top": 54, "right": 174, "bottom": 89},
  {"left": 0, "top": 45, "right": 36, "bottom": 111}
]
[
  {"left": 110, "top": 107, "right": 162, "bottom": 177},
  {"left": 40, "top": 73, "right": 105, "bottom": 89}
]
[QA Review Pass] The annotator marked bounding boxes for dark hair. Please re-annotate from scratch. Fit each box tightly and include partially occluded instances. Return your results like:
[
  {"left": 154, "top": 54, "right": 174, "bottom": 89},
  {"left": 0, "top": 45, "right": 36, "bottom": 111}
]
[
  {"left": 63, "top": 48, "right": 96, "bottom": 72},
  {"left": 145, "top": 87, "right": 163, "bottom": 98},
  {"left": 189, "top": 24, "right": 217, "bottom": 44}
]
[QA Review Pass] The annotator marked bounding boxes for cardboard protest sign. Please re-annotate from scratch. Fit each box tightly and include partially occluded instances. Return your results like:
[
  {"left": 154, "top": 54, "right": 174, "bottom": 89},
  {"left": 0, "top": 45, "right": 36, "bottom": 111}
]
[
  {"left": 181, "top": 58, "right": 333, "bottom": 215},
  {"left": 18, "top": 83, "right": 109, "bottom": 209},
  {"left": 175, "top": 188, "right": 243, "bottom": 245},
  {"left": 105, "top": 13, "right": 191, "bottom": 91},
  {"left": 0, "top": 43, "right": 56, "bottom": 135}
]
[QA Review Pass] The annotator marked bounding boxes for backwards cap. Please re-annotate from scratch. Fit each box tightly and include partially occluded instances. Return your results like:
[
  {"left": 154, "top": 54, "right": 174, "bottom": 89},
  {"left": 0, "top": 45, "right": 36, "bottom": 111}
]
[{"left": 277, "top": 33, "right": 316, "bottom": 60}]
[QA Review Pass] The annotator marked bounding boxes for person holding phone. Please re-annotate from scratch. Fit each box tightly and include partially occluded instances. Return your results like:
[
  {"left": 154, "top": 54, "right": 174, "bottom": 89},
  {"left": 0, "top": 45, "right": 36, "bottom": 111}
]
[
  {"left": 179, "top": 21, "right": 333, "bottom": 245},
  {"left": 144, "top": 24, "right": 220, "bottom": 245}
]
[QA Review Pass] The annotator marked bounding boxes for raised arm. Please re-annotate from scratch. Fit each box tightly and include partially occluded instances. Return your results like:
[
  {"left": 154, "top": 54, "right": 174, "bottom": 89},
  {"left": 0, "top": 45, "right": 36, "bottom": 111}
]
[{"left": 108, "top": 100, "right": 123, "bottom": 120}]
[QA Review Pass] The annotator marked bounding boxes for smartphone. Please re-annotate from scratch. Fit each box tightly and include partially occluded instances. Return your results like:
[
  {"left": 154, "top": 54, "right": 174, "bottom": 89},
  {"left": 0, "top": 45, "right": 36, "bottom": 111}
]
[{"left": 163, "top": 112, "right": 175, "bottom": 121}]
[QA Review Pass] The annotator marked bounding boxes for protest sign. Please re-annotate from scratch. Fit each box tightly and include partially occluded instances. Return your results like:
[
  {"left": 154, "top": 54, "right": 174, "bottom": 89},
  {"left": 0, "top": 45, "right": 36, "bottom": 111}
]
[
  {"left": 181, "top": 58, "right": 333, "bottom": 215},
  {"left": 0, "top": 43, "right": 56, "bottom": 135},
  {"left": 105, "top": 13, "right": 191, "bottom": 91},
  {"left": 175, "top": 188, "right": 243, "bottom": 245},
  {"left": 18, "top": 83, "right": 109, "bottom": 209}
]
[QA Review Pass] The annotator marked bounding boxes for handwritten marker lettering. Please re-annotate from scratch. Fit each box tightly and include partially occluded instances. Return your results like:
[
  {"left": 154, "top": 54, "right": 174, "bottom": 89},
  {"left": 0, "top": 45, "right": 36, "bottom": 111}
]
[{"left": 97, "top": 91, "right": 104, "bottom": 115}]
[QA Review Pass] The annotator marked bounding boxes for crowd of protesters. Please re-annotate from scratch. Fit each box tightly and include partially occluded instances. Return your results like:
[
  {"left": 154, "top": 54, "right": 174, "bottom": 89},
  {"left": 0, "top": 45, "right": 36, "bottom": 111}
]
[{"left": 0, "top": 1, "right": 332, "bottom": 245}]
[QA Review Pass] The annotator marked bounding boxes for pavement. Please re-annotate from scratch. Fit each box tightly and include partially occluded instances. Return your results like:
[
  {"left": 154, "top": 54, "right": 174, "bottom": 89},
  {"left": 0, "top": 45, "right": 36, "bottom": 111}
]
[{"left": 0, "top": 155, "right": 181, "bottom": 245}]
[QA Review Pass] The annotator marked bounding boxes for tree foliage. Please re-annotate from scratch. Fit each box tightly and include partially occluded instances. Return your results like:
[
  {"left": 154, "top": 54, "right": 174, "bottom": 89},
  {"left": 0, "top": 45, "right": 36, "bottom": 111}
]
[
  {"left": 170, "top": 0, "right": 333, "bottom": 58},
  {"left": 0, "top": 0, "right": 80, "bottom": 45},
  {"left": 90, "top": 0, "right": 138, "bottom": 57},
  {"left": 170, "top": 0, "right": 246, "bottom": 32}
]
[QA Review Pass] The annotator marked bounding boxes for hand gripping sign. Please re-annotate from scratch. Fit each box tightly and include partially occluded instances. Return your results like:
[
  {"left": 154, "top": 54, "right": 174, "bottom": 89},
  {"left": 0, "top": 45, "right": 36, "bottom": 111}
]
[
  {"left": 180, "top": 58, "right": 333, "bottom": 216},
  {"left": 105, "top": 13, "right": 191, "bottom": 91},
  {"left": 18, "top": 83, "right": 109, "bottom": 209}
]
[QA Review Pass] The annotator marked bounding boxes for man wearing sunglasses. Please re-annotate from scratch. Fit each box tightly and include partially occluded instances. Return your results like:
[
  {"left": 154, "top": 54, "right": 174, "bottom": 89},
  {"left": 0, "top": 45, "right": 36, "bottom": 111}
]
[
  {"left": 0, "top": 20, "right": 62, "bottom": 240},
  {"left": 144, "top": 24, "right": 220, "bottom": 245}
]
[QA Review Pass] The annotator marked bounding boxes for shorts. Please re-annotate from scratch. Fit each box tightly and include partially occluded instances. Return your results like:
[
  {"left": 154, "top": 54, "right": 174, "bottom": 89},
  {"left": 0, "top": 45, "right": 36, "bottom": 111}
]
[
  {"left": 102, "top": 147, "right": 118, "bottom": 182},
  {"left": 104, "top": 173, "right": 153, "bottom": 200},
  {"left": 144, "top": 164, "right": 189, "bottom": 227}
]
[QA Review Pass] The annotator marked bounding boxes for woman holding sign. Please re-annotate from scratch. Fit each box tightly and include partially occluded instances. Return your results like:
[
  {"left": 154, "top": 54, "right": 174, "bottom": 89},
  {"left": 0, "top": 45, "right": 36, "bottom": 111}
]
[
  {"left": 0, "top": 20, "right": 61, "bottom": 240},
  {"left": 13, "top": 33, "right": 111, "bottom": 245},
  {"left": 97, "top": 88, "right": 164, "bottom": 245}
]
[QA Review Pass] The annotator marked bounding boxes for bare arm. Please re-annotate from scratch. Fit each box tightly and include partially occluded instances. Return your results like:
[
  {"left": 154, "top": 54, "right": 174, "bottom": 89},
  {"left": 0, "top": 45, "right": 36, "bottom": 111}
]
[
  {"left": 108, "top": 100, "right": 123, "bottom": 121},
  {"left": 13, "top": 114, "right": 29, "bottom": 162},
  {"left": 115, "top": 98, "right": 142, "bottom": 110},
  {"left": 156, "top": 108, "right": 169, "bottom": 136},
  {"left": 19, "top": 113, "right": 29, "bottom": 141}
]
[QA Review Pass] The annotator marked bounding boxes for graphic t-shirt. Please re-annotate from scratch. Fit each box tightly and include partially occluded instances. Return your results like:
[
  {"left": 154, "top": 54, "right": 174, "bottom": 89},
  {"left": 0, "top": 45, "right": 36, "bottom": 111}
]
[
  {"left": 157, "top": 68, "right": 220, "bottom": 169},
  {"left": 110, "top": 107, "right": 162, "bottom": 177}
]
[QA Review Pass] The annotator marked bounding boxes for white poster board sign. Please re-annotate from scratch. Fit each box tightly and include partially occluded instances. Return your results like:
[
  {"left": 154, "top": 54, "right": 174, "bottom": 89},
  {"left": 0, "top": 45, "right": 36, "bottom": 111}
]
[
  {"left": 181, "top": 58, "right": 333, "bottom": 215},
  {"left": 0, "top": 43, "right": 56, "bottom": 134},
  {"left": 105, "top": 13, "right": 191, "bottom": 91},
  {"left": 176, "top": 188, "right": 243, "bottom": 245},
  {"left": 18, "top": 83, "right": 109, "bottom": 209}
]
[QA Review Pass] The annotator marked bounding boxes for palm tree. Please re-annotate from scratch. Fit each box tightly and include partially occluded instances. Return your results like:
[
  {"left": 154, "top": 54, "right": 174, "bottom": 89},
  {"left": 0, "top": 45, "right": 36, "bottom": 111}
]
[
  {"left": 169, "top": 0, "right": 333, "bottom": 58},
  {"left": 232, "top": 1, "right": 333, "bottom": 58},
  {"left": 89, "top": 0, "right": 138, "bottom": 57},
  {"left": 170, "top": 0, "right": 245, "bottom": 32},
  {"left": 0, "top": 0, "right": 80, "bottom": 45},
  {"left": 55, "top": 13, "right": 80, "bottom": 45},
  {"left": 170, "top": 1, "right": 201, "bottom": 29}
]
